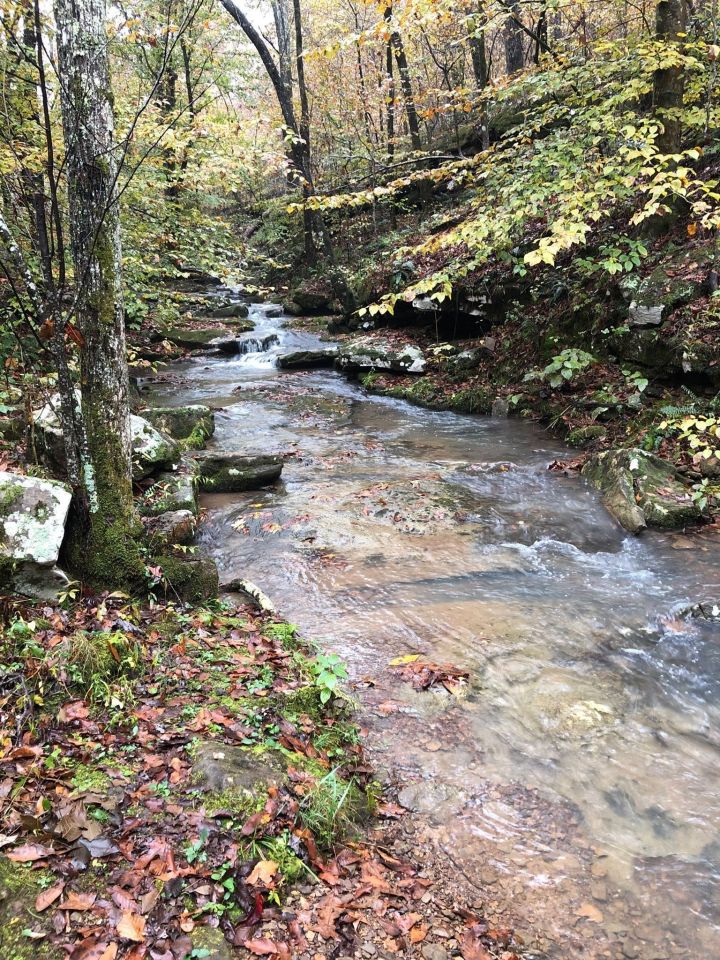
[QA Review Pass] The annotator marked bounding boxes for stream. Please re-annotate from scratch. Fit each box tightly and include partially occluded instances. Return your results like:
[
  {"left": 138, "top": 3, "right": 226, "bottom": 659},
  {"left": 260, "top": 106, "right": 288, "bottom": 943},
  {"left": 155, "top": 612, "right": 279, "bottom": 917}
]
[{"left": 148, "top": 301, "right": 720, "bottom": 960}]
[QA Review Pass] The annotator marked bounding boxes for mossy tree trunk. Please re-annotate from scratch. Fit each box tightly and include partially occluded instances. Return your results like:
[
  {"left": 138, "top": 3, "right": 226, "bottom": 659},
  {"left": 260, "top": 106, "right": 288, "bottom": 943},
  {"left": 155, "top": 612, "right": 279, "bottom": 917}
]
[
  {"left": 654, "top": 0, "right": 688, "bottom": 154},
  {"left": 53, "top": 0, "right": 144, "bottom": 586}
]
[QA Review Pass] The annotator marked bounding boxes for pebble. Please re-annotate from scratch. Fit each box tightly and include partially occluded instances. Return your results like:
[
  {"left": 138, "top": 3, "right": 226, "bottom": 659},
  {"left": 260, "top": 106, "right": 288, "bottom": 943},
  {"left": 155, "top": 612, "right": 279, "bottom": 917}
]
[
  {"left": 621, "top": 943, "right": 640, "bottom": 959},
  {"left": 434, "top": 928, "right": 451, "bottom": 939},
  {"left": 361, "top": 944, "right": 377, "bottom": 957},
  {"left": 422, "top": 945, "right": 448, "bottom": 960}
]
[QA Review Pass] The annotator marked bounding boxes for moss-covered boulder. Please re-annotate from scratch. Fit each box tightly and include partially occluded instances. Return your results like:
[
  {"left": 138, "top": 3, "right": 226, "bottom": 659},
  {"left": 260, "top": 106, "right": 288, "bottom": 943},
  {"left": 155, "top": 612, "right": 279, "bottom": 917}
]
[
  {"left": 140, "top": 467, "right": 199, "bottom": 517},
  {"left": 155, "top": 554, "right": 219, "bottom": 602},
  {"left": 160, "top": 327, "right": 229, "bottom": 350},
  {"left": 130, "top": 415, "right": 179, "bottom": 480},
  {"left": 0, "top": 472, "right": 71, "bottom": 567},
  {"left": 193, "top": 453, "right": 283, "bottom": 493},
  {"left": 142, "top": 405, "right": 215, "bottom": 450},
  {"left": 277, "top": 348, "right": 338, "bottom": 369},
  {"left": 145, "top": 509, "right": 197, "bottom": 549},
  {"left": 337, "top": 338, "right": 427, "bottom": 375},
  {"left": 208, "top": 302, "right": 250, "bottom": 319},
  {"left": 567, "top": 424, "right": 608, "bottom": 448},
  {"left": 583, "top": 448, "right": 702, "bottom": 533},
  {"left": 190, "top": 927, "right": 232, "bottom": 960}
]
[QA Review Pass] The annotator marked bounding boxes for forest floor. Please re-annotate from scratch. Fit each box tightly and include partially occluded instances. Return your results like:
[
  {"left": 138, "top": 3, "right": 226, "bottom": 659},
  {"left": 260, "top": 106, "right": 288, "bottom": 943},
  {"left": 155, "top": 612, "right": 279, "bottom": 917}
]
[{"left": 0, "top": 594, "right": 523, "bottom": 960}]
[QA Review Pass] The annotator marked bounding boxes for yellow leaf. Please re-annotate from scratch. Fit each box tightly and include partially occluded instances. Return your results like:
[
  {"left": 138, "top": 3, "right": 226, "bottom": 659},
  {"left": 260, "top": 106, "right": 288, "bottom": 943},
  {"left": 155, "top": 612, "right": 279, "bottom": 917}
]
[
  {"left": 389, "top": 654, "right": 421, "bottom": 666},
  {"left": 687, "top": 222, "right": 698, "bottom": 237},
  {"left": 247, "top": 860, "right": 279, "bottom": 886}
]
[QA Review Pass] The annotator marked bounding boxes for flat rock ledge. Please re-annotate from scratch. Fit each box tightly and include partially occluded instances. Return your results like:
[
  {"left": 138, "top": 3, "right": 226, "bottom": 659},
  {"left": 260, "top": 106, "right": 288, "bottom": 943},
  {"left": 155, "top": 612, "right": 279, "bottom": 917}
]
[
  {"left": 582, "top": 448, "right": 702, "bottom": 533},
  {"left": 192, "top": 452, "right": 283, "bottom": 493},
  {"left": 337, "top": 338, "right": 427, "bottom": 375},
  {"left": 277, "top": 348, "right": 338, "bottom": 369}
]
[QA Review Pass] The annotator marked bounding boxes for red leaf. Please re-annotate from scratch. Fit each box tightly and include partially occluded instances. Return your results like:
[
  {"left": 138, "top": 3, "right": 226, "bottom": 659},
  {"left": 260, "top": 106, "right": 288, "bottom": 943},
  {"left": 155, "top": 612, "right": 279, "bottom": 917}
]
[{"left": 7, "top": 843, "right": 54, "bottom": 862}]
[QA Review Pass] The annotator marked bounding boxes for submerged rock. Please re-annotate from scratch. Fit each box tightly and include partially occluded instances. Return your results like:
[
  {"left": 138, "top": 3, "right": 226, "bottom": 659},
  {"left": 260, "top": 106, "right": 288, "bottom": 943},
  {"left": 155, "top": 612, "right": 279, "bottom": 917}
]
[
  {"left": 337, "top": 338, "right": 427, "bottom": 375},
  {"left": 142, "top": 405, "right": 215, "bottom": 449},
  {"left": 277, "top": 348, "right": 338, "bottom": 369},
  {"left": 0, "top": 471, "right": 71, "bottom": 567},
  {"left": 582, "top": 448, "right": 701, "bottom": 533},
  {"left": 193, "top": 452, "right": 283, "bottom": 493}
]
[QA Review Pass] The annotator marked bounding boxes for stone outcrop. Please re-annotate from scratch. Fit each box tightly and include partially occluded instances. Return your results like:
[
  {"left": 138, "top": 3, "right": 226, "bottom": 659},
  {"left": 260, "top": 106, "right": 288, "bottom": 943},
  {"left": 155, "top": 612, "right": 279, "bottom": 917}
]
[
  {"left": 140, "top": 466, "right": 199, "bottom": 516},
  {"left": 277, "top": 349, "right": 338, "bottom": 369},
  {"left": 142, "top": 405, "right": 214, "bottom": 449},
  {"left": 192, "top": 452, "right": 283, "bottom": 493},
  {"left": 145, "top": 509, "right": 197, "bottom": 549},
  {"left": 337, "top": 338, "right": 427, "bottom": 375},
  {"left": 582, "top": 448, "right": 702, "bottom": 533}
]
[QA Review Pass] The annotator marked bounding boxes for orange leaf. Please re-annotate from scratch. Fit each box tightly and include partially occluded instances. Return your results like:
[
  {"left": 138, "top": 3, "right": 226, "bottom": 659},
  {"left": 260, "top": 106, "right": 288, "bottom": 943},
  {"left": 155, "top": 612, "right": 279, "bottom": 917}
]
[
  {"left": 117, "top": 911, "right": 146, "bottom": 942},
  {"left": 35, "top": 881, "right": 65, "bottom": 912}
]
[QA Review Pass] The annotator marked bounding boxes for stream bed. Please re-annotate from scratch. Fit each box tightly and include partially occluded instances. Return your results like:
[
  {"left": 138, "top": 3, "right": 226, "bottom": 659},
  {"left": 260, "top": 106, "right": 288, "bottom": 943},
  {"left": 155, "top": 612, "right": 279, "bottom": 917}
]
[{"left": 148, "top": 302, "right": 720, "bottom": 960}]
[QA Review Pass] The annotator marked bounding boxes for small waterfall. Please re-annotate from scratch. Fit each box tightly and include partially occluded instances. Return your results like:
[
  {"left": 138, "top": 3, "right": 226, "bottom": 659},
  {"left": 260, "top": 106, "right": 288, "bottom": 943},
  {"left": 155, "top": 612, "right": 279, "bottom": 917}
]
[{"left": 237, "top": 333, "right": 280, "bottom": 355}]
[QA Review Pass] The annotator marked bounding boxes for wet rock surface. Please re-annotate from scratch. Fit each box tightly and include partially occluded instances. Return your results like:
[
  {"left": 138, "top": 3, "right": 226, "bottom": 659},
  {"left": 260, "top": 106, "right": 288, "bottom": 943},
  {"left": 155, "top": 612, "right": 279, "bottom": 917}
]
[
  {"left": 193, "top": 452, "right": 283, "bottom": 493},
  {"left": 277, "top": 348, "right": 338, "bottom": 369},
  {"left": 192, "top": 742, "right": 284, "bottom": 793},
  {"left": 337, "top": 337, "right": 427, "bottom": 374},
  {"left": 582, "top": 448, "right": 701, "bottom": 532},
  {"left": 142, "top": 404, "right": 215, "bottom": 447}
]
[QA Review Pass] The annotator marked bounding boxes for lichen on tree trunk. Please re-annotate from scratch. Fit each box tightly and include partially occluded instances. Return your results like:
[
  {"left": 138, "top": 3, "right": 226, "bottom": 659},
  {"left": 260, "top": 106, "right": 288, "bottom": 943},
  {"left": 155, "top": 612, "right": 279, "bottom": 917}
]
[{"left": 53, "top": 0, "right": 144, "bottom": 586}]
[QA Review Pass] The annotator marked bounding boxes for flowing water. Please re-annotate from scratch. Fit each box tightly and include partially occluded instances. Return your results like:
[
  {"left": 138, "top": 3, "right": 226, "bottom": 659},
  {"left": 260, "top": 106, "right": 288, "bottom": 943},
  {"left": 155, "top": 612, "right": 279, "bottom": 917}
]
[{"left": 148, "top": 301, "right": 720, "bottom": 960}]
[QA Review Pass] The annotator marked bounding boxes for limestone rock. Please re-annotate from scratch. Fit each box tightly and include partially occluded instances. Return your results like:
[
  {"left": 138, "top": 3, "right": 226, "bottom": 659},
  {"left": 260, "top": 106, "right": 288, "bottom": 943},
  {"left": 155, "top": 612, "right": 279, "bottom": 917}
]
[
  {"left": 146, "top": 509, "right": 197, "bottom": 549},
  {"left": 131, "top": 415, "right": 179, "bottom": 480},
  {"left": 628, "top": 303, "right": 664, "bottom": 327},
  {"left": 32, "top": 396, "right": 178, "bottom": 480},
  {"left": 277, "top": 349, "right": 338, "bottom": 370},
  {"left": 141, "top": 468, "right": 198, "bottom": 516},
  {"left": 161, "top": 327, "right": 228, "bottom": 350},
  {"left": 192, "top": 742, "right": 284, "bottom": 793},
  {"left": 142, "top": 405, "right": 215, "bottom": 449},
  {"left": 582, "top": 448, "right": 702, "bottom": 533},
  {"left": 337, "top": 338, "right": 427, "bottom": 375},
  {"left": 193, "top": 453, "right": 283, "bottom": 493},
  {"left": 0, "top": 472, "right": 72, "bottom": 567}
]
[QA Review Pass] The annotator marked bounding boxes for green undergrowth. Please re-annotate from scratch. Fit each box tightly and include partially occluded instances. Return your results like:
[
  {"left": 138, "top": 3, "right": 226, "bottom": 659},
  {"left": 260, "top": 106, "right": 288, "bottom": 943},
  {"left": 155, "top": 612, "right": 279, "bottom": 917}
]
[{"left": 0, "top": 594, "right": 371, "bottom": 954}]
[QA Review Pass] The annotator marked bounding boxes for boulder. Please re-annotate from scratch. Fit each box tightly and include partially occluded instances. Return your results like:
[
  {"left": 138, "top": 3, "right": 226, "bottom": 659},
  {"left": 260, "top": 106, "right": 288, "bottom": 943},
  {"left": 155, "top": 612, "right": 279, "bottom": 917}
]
[
  {"left": 190, "top": 928, "right": 232, "bottom": 960},
  {"left": 337, "top": 338, "right": 427, "bottom": 375},
  {"left": 161, "top": 327, "right": 228, "bottom": 350},
  {"left": 33, "top": 396, "right": 178, "bottom": 481},
  {"left": 170, "top": 265, "right": 221, "bottom": 292},
  {"left": 277, "top": 349, "right": 338, "bottom": 370},
  {"left": 146, "top": 509, "right": 196, "bottom": 549},
  {"left": 193, "top": 453, "right": 283, "bottom": 493},
  {"left": 567, "top": 424, "right": 608, "bottom": 448},
  {"left": 288, "top": 280, "right": 334, "bottom": 314},
  {"left": 130, "top": 415, "right": 179, "bottom": 480},
  {"left": 140, "top": 468, "right": 198, "bottom": 516},
  {"left": 192, "top": 742, "right": 284, "bottom": 794},
  {"left": 142, "top": 405, "right": 215, "bottom": 449},
  {"left": 155, "top": 554, "right": 219, "bottom": 602},
  {"left": 209, "top": 302, "right": 249, "bottom": 319},
  {"left": 0, "top": 472, "right": 71, "bottom": 567},
  {"left": 582, "top": 448, "right": 702, "bottom": 533}
]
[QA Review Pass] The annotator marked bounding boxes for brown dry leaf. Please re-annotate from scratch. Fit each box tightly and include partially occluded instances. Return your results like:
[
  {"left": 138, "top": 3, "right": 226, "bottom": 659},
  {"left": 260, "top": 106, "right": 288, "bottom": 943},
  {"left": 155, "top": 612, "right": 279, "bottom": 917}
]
[
  {"left": 117, "top": 910, "right": 146, "bottom": 942},
  {"left": 245, "top": 939, "right": 283, "bottom": 955},
  {"left": 35, "top": 881, "right": 65, "bottom": 912},
  {"left": 98, "top": 946, "right": 118, "bottom": 960},
  {"left": 314, "top": 893, "right": 344, "bottom": 939},
  {"left": 58, "top": 891, "right": 97, "bottom": 911},
  {"left": 460, "top": 928, "right": 491, "bottom": 960},
  {"left": 6, "top": 842, "right": 53, "bottom": 862},
  {"left": 247, "top": 859, "right": 279, "bottom": 886}
]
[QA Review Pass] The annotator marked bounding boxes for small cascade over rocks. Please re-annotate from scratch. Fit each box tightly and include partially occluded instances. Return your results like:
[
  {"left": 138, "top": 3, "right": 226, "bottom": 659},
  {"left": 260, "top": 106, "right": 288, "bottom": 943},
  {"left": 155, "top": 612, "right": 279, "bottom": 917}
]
[{"left": 238, "top": 333, "right": 280, "bottom": 354}]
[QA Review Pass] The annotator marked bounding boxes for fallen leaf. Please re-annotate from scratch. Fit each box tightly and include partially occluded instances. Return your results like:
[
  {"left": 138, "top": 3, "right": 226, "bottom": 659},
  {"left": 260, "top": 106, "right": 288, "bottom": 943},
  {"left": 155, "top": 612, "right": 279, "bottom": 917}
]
[
  {"left": 247, "top": 859, "right": 279, "bottom": 886},
  {"left": 388, "top": 654, "right": 421, "bottom": 666},
  {"left": 245, "top": 938, "right": 283, "bottom": 955},
  {"left": 6, "top": 842, "right": 54, "bottom": 862},
  {"left": 117, "top": 910, "right": 146, "bottom": 942},
  {"left": 35, "top": 882, "right": 65, "bottom": 912},
  {"left": 58, "top": 891, "right": 97, "bottom": 911}
]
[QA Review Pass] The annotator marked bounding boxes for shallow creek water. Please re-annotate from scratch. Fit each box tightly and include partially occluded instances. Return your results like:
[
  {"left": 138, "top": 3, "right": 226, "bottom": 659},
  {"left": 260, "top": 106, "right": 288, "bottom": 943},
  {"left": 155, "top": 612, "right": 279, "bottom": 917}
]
[{"left": 149, "top": 303, "right": 720, "bottom": 960}]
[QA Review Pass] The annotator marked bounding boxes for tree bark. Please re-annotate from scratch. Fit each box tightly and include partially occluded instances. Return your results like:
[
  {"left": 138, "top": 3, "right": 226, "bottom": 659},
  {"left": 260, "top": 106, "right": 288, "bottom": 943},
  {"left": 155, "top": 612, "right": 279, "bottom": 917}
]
[
  {"left": 468, "top": 4, "right": 490, "bottom": 148},
  {"left": 384, "top": 4, "right": 422, "bottom": 151},
  {"left": 654, "top": 0, "right": 688, "bottom": 154},
  {"left": 504, "top": 0, "right": 525, "bottom": 74},
  {"left": 292, "top": 0, "right": 316, "bottom": 263},
  {"left": 53, "top": 0, "right": 143, "bottom": 586}
]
